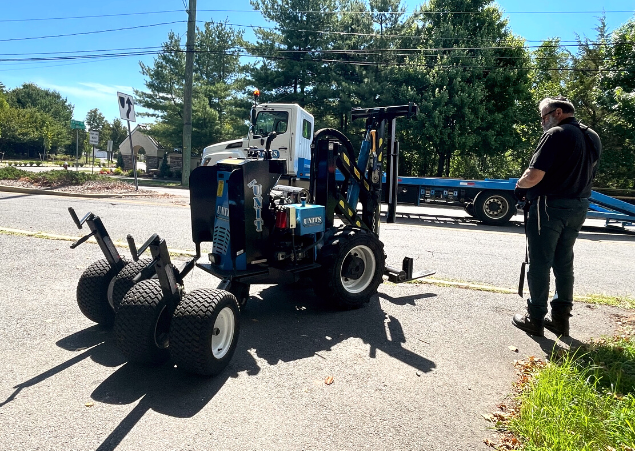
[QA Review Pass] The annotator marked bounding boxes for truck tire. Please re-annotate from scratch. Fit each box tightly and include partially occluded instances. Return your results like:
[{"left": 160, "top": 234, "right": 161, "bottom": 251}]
[
  {"left": 114, "top": 279, "right": 171, "bottom": 365},
  {"left": 110, "top": 258, "right": 154, "bottom": 312},
  {"left": 473, "top": 191, "right": 517, "bottom": 225},
  {"left": 169, "top": 289, "right": 240, "bottom": 376},
  {"left": 77, "top": 259, "right": 126, "bottom": 327},
  {"left": 312, "top": 227, "right": 385, "bottom": 310},
  {"left": 464, "top": 202, "right": 481, "bottom": 220}
]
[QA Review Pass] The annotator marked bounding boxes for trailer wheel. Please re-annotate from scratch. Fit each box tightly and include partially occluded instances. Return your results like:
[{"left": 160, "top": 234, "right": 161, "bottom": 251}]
[
  {"left": 313, "top": 227, "right": 385, "bottom": 309},
  {"left": 77, "top": 259, "right": 127, "bottom": 327},
  {"left": 473, "top": 191, "right": 517, "bottom": 225},
  {"left": 169, "top": 289, "right": 240, "bottom": 376},
  {"left": 110, "top": 258, "right": 154, "bottom": 312},
  {"left": 464, "top": 202, "right": 480, "bottom": 220},
  {"left": 114, "top": 279, "right": 172, "bottom": 365}
]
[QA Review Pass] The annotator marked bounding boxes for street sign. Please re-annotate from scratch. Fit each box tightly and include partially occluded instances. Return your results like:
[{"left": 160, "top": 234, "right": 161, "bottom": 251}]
[
  {"left": 70, "top": 120, "right": 85, "bottom": 130},
  {"left": 89, "top": 131, "right": 99, "bottom": 145},
  {"left": 107, "top": 140, "right": 113, "bottom": 153},
  {"left": 117, "top": 92, "right": 136, "bottom": 122}
]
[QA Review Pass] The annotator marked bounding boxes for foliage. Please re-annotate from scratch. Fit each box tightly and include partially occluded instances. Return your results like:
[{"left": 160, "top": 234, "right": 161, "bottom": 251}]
[
  {"left": 135, "top": 21, "right": 249, "bottom": 153},
  {"left": 0, "top": 166, "right": 105, "bottom": 186},
  {"left": 159, "top": 156, "right": 170, "bottom": 178},
  {"left": 116, "top": 152, "right": 125, "bottom": 169},
  {"left": 508, "top": 336, "right": 635, "bottom": 450}
]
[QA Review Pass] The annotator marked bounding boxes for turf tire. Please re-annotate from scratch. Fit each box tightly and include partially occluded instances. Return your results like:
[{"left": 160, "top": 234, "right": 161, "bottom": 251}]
[
  {"left": 169, "top": 289, "right": 240, "bottom": 377},
  {"left": 114, "top": 279, "right": 171, "bottom": 365},
  {"left": 110, "top": 258, "right": 154, "bottom": 312},
  {"left": 77, "top": 259, "right": 126, "bottom": 327}
]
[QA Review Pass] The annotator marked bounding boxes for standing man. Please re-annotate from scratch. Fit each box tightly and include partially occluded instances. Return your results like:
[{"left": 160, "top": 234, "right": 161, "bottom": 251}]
[{"left": 512, "top": 96, "right": 601, "bottom": 337}]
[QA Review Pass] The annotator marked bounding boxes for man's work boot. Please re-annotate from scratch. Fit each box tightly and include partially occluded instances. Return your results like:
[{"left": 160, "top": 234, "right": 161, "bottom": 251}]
[
  {"left": 512, "top": 312, "right": 544, "bottom": 337},
  {"left": 544, "top": 306, "right": 572, "bottom": 337}
]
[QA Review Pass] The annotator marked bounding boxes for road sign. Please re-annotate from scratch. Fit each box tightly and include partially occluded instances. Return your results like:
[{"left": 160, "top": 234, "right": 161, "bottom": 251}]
[
  {"left": 70, "top": 120, "right": 85, "bottom": 130},
  {"left": 107, "top": 140, "right": 113, "bottom": 153},
  {"left": 89, "top": 131, "right": 99, "bottom": 145},
  {"left": 117, "top": 92, "right": 136, "bottom": 122}
]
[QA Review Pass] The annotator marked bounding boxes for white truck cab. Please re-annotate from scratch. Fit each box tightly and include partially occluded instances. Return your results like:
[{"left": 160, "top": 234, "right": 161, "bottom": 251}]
[{"left": 201, "top": 103, "right": 314, "bottom": 178}]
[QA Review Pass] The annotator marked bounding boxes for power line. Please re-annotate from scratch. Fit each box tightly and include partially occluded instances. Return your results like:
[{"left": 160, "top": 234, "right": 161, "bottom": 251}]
[
  {"left": 0, "top": 21, "right": 185, "bottom": 42},
  {"left": 1, "top": 8, "right": 632, "bottom": 23}
]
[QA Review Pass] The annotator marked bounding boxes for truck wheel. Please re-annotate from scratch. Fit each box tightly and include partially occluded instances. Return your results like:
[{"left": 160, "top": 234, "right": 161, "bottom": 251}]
[
  {"left": 313, "top": 227, "right": 385, "bottom": 309},
  {"left": 77, "top": 259, "right": 126, "bottom": 327},
  {"left": 114, "top": 279, "right": 171, "bottom": 365},
  {"left": 473, "top": 191, "right": 517, "bottom": 225},
  {"left": 110, "top": 258, "right": 154, "bottom": 312},
  {"left": 169, "top": 289, "right": 240, "bottom": 376},
  {"left": 464, "top": 202, "right": 481, "bottom": 220}
]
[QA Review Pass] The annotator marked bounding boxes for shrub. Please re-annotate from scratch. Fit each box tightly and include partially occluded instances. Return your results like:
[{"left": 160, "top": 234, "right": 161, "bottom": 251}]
[
  {"left": 113, "top": 168, "right": 123, "bottom": 175},
  {"left": 159, "top": 157, "right": 170, "bottom": 178},
  {"left": 36, "top": 161, "right": 42, "bottom": 167},
  {"left": 0, "top": 166, "right": 28, "bottom": 180},
  {"left": 116, "top": 153, "right": 125, "bottom": 169},
  {"left": 173, "top": 170, "right": 182, "bottom": 179}
]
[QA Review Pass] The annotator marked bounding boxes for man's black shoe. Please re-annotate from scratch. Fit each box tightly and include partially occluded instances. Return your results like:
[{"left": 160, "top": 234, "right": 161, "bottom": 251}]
[
  {"left": 544, "top": 315, "right": 570, "bottom": 337},
  {"left": 512, "top": 313, "right": 544, "bottom": 337}
]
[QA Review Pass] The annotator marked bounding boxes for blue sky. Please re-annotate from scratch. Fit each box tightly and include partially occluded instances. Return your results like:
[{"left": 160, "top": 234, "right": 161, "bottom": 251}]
[{"left": 1, "top": 0, "right": 633, "bottom": 124}]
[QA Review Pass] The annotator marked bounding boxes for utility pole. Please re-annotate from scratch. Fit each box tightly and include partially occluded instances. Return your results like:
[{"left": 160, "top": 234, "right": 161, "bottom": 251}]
[{"left": 182, "top": 0, "right": 196, "bottom": 187}]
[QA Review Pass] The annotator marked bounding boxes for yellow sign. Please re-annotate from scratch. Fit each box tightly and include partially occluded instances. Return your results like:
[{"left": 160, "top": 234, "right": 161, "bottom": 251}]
[{"left": 217, "top": 180, "right": 225, "bottom": 197}]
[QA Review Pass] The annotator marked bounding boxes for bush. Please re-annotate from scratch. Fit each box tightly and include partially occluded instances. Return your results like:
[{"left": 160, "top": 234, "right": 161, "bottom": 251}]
[
  {"left": 116, "top": 153, "right": 125, "bottom": 169},
  {"left": 35, "top": 161, "right": 42, "bottom": 167},
  {"left": 113, "top": 168, "right": 123, "bottom": 175},
  {"left": 173, "top": 170, "right": 182, "bottom": 179},
  {"left": 0, "top": 166, "right": 28, "bottom": 180},
  {"left": 159, "top": 157, "right": 170, "bottom": 178}
]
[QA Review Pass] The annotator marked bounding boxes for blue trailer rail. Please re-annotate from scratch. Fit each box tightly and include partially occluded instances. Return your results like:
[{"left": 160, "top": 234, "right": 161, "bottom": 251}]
[{"left": 296, "top": 158, "right": 635, "bottom": 228}]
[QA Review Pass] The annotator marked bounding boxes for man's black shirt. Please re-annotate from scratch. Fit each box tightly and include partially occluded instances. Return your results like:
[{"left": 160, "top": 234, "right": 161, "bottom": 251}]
[{"left": 527, "top": 117, "right": 602, "bottom": 201}]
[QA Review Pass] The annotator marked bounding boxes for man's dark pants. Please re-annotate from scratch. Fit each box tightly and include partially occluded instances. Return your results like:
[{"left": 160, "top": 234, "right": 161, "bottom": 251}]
[{"left": 526, "top": 197, "right": 590, "bottom": 319}]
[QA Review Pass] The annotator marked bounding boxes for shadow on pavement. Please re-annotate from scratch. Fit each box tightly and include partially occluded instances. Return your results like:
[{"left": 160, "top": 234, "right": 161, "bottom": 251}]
[
  {"left": 3, "top": 283, "right": 437, "bottom": 450},
  {"left": 0, "top": 326, "right": 124, "bottom": 408}
]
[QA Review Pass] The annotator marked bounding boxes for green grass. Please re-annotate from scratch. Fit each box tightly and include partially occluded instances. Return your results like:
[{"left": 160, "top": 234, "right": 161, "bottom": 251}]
[
  {"left": 0, "top": 166, "right": 108, "bottom": 187},
  {"left": 507, "top": 336, "right": 635, "bottom": 450}
]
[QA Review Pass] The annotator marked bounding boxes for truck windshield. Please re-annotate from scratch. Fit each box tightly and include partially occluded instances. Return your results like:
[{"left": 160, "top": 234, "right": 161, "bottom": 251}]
[{"left": 254, "top": 111, "right": 288, "bottom": 136}]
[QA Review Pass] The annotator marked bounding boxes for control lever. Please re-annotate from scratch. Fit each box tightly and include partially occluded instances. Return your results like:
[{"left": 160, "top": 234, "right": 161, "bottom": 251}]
[{"left": 127, "top": 233, "right": 158, "bottom": 262}]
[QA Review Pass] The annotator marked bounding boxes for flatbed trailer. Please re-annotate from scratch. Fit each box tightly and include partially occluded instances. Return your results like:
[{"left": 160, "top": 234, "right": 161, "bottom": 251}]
[{"left": 390, "top": 176, "right": 635, "bottom": 228}]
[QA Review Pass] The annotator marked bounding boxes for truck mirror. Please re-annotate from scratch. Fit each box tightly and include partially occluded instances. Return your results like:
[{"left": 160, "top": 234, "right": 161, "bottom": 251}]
[{"left": 251, "top": 109, "right": 257, "bottom": 126}]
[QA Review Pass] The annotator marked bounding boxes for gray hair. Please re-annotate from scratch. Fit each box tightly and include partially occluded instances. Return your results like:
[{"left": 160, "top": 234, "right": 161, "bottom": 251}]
[{"left": 539, "top": 96, "right": 575, "bottom": 114}]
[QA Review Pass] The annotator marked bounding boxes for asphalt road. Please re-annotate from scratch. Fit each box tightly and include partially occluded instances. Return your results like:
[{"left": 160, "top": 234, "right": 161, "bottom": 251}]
[{"left": 0, "top": 190, "right": 633, "bottom": 451}]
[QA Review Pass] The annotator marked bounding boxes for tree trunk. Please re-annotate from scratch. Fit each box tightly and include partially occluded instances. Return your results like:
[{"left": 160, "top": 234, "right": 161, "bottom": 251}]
[{"left": 436, "top": 152, "right": 445, "bottom": 177}]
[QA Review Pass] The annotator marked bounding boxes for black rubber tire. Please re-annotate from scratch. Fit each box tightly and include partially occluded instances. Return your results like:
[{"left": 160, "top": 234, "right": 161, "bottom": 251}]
[
  {"left": 114, "top": 279, "right": 172, "bottom": 365},
  {"left": 464, "top": 202, "right": 481, "bottom": 220},
  {"left": 77, "top": 259, "right": 127, "bottom": 327},
  {"left": 312, "top": 226, "right": 385, "bottom": 310},
  {"left": 110, "top": 258, "right": 154, "bottom": 312},
  {"left": 169, "top": 289, "right": 240, "bottom": 377},
  {"left": 473, "top": 190, "right": 517, "bottom": 225}
]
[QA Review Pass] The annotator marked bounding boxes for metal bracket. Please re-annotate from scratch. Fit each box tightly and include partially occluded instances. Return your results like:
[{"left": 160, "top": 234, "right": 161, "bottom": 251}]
[{"left": 385, "top": 257, "right": 435, "bottom": 283}]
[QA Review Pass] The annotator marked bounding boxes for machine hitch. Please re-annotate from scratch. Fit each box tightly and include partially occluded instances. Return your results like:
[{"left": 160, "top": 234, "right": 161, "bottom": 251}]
[{"left": 68, "top": 207, "right": 125, "bottom": 270}]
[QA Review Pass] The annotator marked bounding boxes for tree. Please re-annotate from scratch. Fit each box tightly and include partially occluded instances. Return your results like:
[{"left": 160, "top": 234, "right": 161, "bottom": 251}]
[
  {"left": 136, "top": 22, "right": 248, "bottom": 153},
  {"left": 392, "top": 0, "right": 532, "bottom": 177},
  {"left": 6, "top": 83, "right": 74, "bottom": 125}
]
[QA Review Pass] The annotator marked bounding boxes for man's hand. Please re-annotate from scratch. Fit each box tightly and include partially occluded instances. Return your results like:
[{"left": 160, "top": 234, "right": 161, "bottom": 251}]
[{"left": 514, "top": 186, "right": 528, "bottom": 202}]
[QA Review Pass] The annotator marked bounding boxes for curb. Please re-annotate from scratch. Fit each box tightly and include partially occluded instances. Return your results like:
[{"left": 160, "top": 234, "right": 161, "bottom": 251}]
[{"left": 0, "top": 184, "right": 153, "bottom": 198}]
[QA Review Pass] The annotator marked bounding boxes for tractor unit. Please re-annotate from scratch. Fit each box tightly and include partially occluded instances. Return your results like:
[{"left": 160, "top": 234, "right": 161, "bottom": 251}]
[{"left": 68, "top": 103, "right": 433, "bottom": 376}]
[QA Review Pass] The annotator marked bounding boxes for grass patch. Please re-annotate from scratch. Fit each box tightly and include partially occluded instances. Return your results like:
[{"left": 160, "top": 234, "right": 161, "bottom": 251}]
[
  {"left": 0, "top": 166, "right": 108, "bottom": 187},
  {"left": 499, "top": 336, "right": 635, "bottom": 450},
  {"left": 580, "top": 294, "right": 635, "bottom": 310}
]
